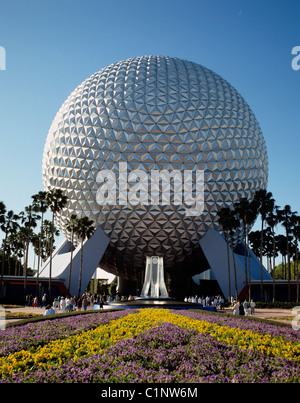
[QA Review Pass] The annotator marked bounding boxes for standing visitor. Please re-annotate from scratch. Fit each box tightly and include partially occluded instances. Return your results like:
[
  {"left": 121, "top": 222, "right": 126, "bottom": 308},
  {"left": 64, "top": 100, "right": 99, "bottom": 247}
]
[
  {"left": 69, "top": 296, "right": 74, "bottom": 312},
  {"left": 250, "top": 299, "right": 256, "bottom": 316},
  {"left": 239, "top": 300, "right": 245, "bottom": 315},
  {"left": 53, "top": 298, "right": 59, "bottom": 313},
  {"left": 83, "top": 296, "right": 89, "bottom": 311},
  {"left": 60, "top": 297, "right": 66, "bottom": 313},
  {"left": 42, "top": 293, "right": 47, "bottom": 308},
  {"left": 99, "top": 296, "right": 104, "bottom": 309},
  {"left": 243, "top": 299, "right": 249, "bottom": 316},
  {"left": 65, "top": 296, "right": 71, "bottom": 312},
  {"left": 77, "top": 296, "right": 82, "bottom": 311},
  {"left": 233, "top": 300, "right": 239, "bottom": 315},
  {"left": 219, "top": 296, "right": 224, "bottom": 310},
  {"left": 213, "top": 296, "right": 218, "bottom": 309},
  {"left": 44, "top": 304, "right": 55, "bottom": 316}
]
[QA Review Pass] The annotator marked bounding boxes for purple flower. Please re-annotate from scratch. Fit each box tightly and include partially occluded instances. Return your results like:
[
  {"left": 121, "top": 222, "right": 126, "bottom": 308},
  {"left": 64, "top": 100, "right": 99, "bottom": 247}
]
[
  {"left": 3, "top": 322, "right": 299, "bottom": 383},
  {"left": 0, "top": 309, "right": 138, "bottom": 356}
]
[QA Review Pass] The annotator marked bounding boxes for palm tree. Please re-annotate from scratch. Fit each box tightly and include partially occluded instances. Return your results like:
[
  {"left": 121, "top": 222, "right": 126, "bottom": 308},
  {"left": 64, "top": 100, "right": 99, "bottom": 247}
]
[
  {"left": 263, "top": 226, "right": 274, "bottom": 272},
  {"left": 45, "top": 189, "right": 68, "bottom": 299},
  {"left": 15, "top": 226, "right": 27, "bottom": 276},
  {"left": 32, "top": 191, "right": 49, "bottom": 294},
  {"left": 6, "top": 226, "right": 22, "bottom": 276},
  {"left": 73, "top": 216, "right": 95, "bottom": 298},
  {"left": 217, "top": 207, "right": 239, "bottom": 301},
  {"left": 65, "top": 214, "right": 79, "bottom": 294},
  {"left": 266, "top": 208, "right": 280, "bottom": 302},
  {"left": 254, "top": 190, "right": 275, "bottom": 301},
  {"left": 291, "top": 215, "right": 300, "bottom": 302},
  {"left": 0, "top": 202, "right": 6, "bottom": 225},
  {"left": 30, "top": 233, "right": 40, "bottom": 267},
  {"left": 0, "top": 210, "right": 20, "bottom": 289},
  {"left": 8, "top": 229, "right": 24, "bottom": 276},
  {"left": 248, "top": 230, "right": 261, "bottom": 257},
  {"left": 41, "top": 220, "right": 60, "bottom": 262},
  {"left": 19, "top": 206, "right": 40, "bottom": 299},
  {"left": 276, "top": 234, "right": 288, "bottom": 279},
  {"left": 234, "top": 197, "right": 258, "bottom": 300},
  {"left": 277, "top": 205, "right": 297, "bottom": 301}
]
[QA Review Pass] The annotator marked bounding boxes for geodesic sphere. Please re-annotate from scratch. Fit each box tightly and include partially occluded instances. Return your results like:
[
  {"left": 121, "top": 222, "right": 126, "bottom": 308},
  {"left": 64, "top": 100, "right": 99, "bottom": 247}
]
[{"left": 42, "top": 56, "right": 268, "bottom": 279}]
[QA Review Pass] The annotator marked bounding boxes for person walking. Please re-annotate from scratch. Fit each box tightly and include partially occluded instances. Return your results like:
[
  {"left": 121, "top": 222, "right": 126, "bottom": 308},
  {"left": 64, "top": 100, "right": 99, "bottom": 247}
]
[{"left": 33, "top": 296, "right": 38, "bottom": 308}]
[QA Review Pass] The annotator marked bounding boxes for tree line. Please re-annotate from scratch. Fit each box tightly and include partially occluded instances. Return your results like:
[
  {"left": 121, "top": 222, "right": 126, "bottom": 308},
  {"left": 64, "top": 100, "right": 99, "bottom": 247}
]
[
  {"left": 1, "top": 187, "right": 299, "bottom": 304},
  {"left": 217, "top": 189, "right": 300, "bottom": 303},
  {"left": 0, "top": 189, "right": 95, "bottom": 300}
]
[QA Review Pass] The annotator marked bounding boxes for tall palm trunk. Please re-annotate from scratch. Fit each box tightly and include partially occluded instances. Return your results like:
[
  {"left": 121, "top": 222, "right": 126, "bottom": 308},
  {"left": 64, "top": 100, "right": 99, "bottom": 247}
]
[
  {"left": 49, "top": 213, "right": 55, "bottom": 299},
  {"left": 226, "top": 229, "right": 231, "bottom": 303},
  {"left": 295, "top": 244, "right": 299, "bottom": 303},
  {"left": 271, "top": 225, "right": 276, "bottom": 302},
  {"left": 286, "top": 230, "right": 291, "bottom": 302},
  {"left": 0, "top": 228, "right": 8, "bottom": 288},
  {"left": 297, "top": 259, "right": 299, "bottom": 304},
  {"left": 243, "top": 222, "right": 248, "bottom": 298},
  {"left": 67, "top": 230, "right": 74, "bottom": 294},
  {"left": 230, "top": 233, "right": 238, "bottom": 300},
  {"left": 23, "top": 218, "right": 32, "bottom": 301},
  {"left": 78, "top": 238, "right": 84, "bottom": 299},
  {"left": 36, "top": 212, "right": 44, "bottom": 297},
  {"left": 246, "top": 229, "right": 252, "bottom": 301},
  {"left": 260, "top": 219, "right": 264, "bottom": 301}
]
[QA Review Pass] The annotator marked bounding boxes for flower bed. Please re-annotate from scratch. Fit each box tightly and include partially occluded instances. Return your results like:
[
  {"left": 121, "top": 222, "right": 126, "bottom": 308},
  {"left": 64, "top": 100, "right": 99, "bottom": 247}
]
[
  {"left": 173, "top": 310, "right": 300, "bottom": 342},
  {"left": 0, "top": 309, "right": 137, "bottom": 356},
  {"left": 4, "top": 311, "right": 42, "bottom": 320},
  {"left": 0, "top": 308, "right": 299, "bottom": 383},
  {"left": 6, "top": 323, "right": 299, "bottom": 383}
]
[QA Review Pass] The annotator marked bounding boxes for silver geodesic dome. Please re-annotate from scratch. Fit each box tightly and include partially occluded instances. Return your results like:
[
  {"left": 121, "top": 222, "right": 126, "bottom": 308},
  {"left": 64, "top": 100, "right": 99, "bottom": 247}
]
[{"left": 42, "top": 56, "right": 268, "bottom": 279}]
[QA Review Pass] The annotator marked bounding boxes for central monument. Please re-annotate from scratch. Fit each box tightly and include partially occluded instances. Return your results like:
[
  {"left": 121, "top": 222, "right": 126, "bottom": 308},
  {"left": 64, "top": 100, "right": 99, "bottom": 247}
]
[{"left": 141, "top": 257, "right": 168, "bottom": 298}]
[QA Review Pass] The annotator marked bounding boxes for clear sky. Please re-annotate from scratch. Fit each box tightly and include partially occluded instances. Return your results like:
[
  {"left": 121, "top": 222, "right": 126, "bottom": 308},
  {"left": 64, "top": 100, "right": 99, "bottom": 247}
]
[{"left": 0, "top": 0, "right": 299, "bottom": 242}]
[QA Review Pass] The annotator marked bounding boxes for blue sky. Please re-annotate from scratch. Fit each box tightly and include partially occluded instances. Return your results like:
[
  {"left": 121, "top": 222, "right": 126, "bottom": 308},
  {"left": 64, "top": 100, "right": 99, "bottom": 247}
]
[{"left": 0, "top": 0, "right": 299, "bottom": 241}]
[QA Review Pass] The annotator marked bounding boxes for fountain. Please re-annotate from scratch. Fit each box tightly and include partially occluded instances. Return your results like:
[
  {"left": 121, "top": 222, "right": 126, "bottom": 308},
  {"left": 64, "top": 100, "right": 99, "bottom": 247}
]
[{"left": 106, "top": 257, "right": 215, "bottom": 311}]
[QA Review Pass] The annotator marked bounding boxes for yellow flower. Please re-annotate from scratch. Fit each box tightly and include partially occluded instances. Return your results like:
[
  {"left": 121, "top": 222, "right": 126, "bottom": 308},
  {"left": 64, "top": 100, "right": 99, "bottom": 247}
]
[{"left": 0, "top": 308, "right": 299, "bottom": 379}]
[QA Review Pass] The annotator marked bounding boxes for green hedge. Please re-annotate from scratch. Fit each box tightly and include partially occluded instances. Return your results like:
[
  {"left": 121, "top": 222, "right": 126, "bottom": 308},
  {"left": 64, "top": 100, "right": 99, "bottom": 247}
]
[{"left": 254, "top": 301, "right": 298, "bottom": 309}]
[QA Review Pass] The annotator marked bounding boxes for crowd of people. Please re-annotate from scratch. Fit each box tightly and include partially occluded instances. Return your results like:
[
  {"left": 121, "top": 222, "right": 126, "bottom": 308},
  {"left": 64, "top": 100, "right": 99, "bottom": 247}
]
[
  {"left": 26, "top": 292, "right": 256, "bottom": 317},
  {"left": 25, "top": 293, "right": 117, "bottom": 316},
  {"left": 183, "top": 294, "right": 256, "bottom": 316},
  {"left": 184, "top": 295, "right": 225, "bottom": 309},
  {"left": 230, "top": 297, "right": 256, "bottom": 316}
]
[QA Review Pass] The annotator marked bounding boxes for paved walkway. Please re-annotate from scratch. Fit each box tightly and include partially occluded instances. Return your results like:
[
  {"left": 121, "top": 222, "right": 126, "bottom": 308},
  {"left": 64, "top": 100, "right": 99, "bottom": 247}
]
[
  {"left": 222, "top": 307, "right": 294, "bottom": 324},
  {"left": 2, "top": 304, "right": 296, "bottom": 325}
]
